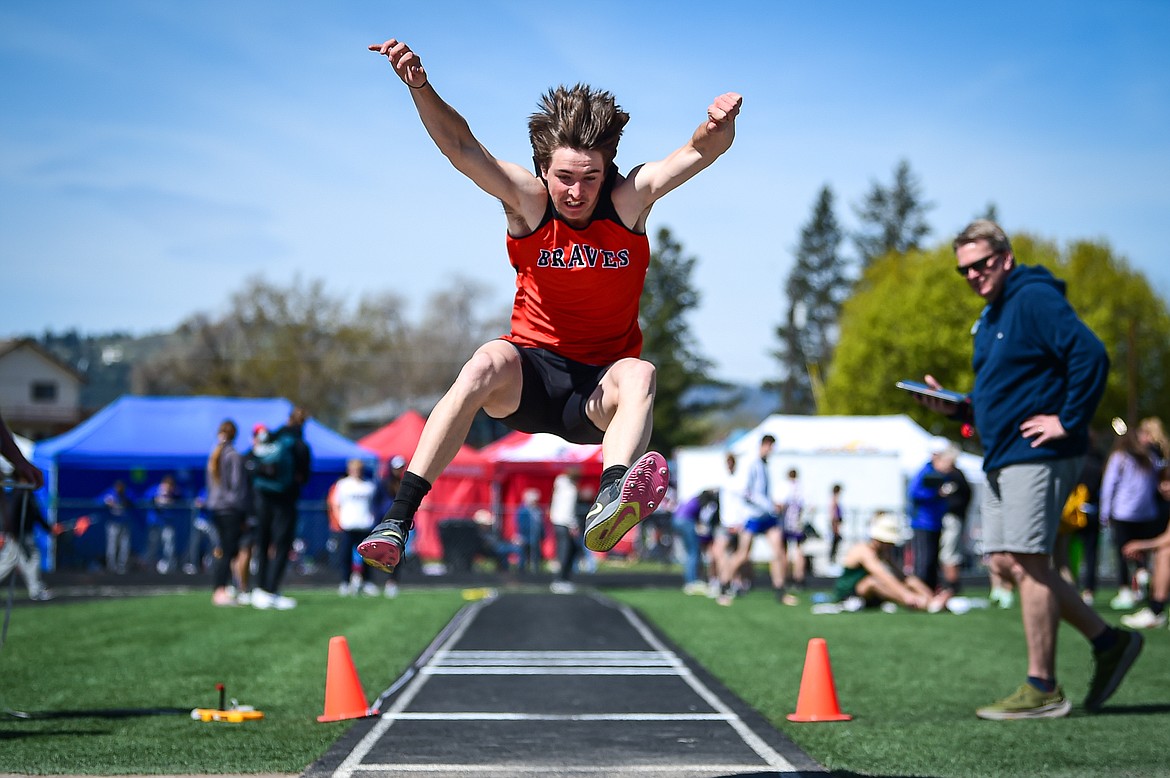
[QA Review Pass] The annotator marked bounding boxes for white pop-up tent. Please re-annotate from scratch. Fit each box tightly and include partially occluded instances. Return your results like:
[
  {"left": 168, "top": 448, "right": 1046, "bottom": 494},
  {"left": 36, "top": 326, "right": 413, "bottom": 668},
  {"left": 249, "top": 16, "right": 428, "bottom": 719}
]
[
  {"left": 675, "top": 414, "right": 984, "bottom": 556},
  {"left": 0, "top": 433, "right": 35, "bottom": 476}
]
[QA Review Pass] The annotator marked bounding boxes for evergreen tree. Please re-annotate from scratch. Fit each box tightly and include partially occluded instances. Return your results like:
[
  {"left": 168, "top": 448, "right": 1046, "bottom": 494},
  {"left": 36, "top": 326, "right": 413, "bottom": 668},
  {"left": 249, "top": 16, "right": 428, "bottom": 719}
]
[
  {"left": 853, "top": 159, "right": 933, "bottom": 268},
  {"left": 978, "top": 202, "right": 999, "bottom": 224},
  {"left": 773, "top": 185, "right": 849, "bottom": 413},
  {"left": 639, "top": 227, "right": 716, "bottom": 454}
]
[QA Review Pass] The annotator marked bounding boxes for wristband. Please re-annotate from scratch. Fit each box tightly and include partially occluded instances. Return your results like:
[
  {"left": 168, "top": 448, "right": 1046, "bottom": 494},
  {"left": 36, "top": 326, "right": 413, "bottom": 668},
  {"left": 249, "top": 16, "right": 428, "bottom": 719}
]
[{"left": 409, "top": 80, "right": 428, "bottom": 90}]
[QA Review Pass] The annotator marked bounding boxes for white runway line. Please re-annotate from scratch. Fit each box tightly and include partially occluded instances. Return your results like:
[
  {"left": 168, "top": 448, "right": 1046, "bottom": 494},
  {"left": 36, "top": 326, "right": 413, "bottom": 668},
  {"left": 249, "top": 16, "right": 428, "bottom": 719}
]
[
  {"left": 613, "top": 601, "right": 798, "bottom": 773},
  {"left": 348, "top": 765, "right": 793, "bottom": 774},
  {"left": 330, "top": 597, "right": 801, "bottom": 777},
  {"left": 382, "top": 711, "right": 731, "bottom": 721}
]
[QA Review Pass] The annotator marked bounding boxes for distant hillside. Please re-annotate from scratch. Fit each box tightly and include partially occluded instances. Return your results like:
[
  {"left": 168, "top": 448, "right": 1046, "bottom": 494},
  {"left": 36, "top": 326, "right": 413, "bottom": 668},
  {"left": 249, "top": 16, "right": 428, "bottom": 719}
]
[
  {"left": 34, "top": 329, "right": 172, "bottom": 412},
  {"left": 681, "top": 383, "right": 781, "bottom": 443},
  {"left": 29, "top": 329, "right": 781, "bottom": 442}
]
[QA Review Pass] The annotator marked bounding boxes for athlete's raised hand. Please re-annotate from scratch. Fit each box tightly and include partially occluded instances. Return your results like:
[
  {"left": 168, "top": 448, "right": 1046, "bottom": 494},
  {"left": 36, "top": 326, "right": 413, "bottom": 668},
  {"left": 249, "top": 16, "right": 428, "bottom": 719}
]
[
  {"left": 705, "top": 92, "right": 742, "bottom": 132},
  {"left": 368, "top": 38, "right": 428, "bottom": 89}
]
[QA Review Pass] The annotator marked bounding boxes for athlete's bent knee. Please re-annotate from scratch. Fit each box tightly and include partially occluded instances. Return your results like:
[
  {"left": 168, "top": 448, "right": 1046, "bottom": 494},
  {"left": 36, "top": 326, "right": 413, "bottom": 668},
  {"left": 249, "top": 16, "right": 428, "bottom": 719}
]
[
  {"left": 452, "top": 347, "right": 516, "bottom": 401},
  {"left": 612, "top": 358, "right": 656, "bottom": 398}
]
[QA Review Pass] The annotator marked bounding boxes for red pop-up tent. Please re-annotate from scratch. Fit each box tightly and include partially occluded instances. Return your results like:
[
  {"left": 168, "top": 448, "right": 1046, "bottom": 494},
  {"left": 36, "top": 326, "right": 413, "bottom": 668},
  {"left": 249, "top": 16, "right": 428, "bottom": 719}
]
[
  {"left": 479, "top": 431, "right": 605, "bottom": 557},
  {"left": 357, "top": 411, "right": 493, "bottom": 560}
]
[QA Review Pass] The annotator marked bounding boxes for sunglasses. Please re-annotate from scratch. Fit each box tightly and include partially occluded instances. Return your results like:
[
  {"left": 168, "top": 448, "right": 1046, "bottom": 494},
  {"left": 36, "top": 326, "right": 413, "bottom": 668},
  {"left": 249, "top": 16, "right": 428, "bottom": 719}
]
[{"left": 955, "top": 252, "right": 999, "bottom": 277}]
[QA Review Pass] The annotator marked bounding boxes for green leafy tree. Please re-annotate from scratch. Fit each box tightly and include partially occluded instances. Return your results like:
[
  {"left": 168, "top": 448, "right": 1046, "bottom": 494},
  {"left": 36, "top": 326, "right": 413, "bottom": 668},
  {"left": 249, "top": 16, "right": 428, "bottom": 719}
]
[
  {"left": 639, "top": 227, "right": 716, "bottom": 454},
  {"left": 822, "top": 246, "right": 978, "bottom": 432},
  {"left": 853, "top": 159, "right": 933, "bottom": 269},
  {"left": 1057, "top": 237, "right": 1170, "bottom": 425},
  {"left": 773, "top": 185, "right": 849, "bottom": 413},
  {"left": 824, "top": 235, "right": 1170, "bottom": 438}
]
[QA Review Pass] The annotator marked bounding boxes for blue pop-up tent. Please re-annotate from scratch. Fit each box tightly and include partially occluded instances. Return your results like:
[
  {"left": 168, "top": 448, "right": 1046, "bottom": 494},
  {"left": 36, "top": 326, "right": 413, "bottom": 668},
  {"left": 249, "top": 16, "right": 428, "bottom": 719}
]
[{"left": 33, "top": 395, "right": 375, "bottom": 569}]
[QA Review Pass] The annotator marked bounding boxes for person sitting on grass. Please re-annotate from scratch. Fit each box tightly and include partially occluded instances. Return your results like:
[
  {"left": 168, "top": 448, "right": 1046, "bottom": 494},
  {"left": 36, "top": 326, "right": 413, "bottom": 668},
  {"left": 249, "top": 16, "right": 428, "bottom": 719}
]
[
  {"left": 833, "top": 512, "right": 949, "bottom": 611},
  {"left": 1120, "top": 466, "right": 1170, "bottom": 630},
  {"left": 472, "top": 510, "right": 523, "bottom": 573}
]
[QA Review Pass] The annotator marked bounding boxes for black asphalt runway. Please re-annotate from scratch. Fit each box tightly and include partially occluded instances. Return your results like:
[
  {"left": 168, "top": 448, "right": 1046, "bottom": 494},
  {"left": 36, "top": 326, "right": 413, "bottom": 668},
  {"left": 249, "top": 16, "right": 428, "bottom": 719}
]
[{"left": 306, "top": 590, "right": 825, "bottom": 778}]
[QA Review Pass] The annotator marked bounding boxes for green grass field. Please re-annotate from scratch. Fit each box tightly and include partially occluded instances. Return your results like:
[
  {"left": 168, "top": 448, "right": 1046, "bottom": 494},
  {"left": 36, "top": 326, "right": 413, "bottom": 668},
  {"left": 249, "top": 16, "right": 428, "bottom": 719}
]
[
  {"left": 612, "top": 588, "right": 1170, "bottom": 778},
  {"left": 1, "top": 584, "right": 1167, "bottom": 777}
]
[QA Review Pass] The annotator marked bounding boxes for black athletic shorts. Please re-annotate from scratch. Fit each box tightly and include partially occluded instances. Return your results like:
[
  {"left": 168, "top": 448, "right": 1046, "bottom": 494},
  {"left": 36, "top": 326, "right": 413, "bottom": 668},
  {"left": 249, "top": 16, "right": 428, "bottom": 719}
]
[{"left": 498, "top": 342, "right": 608, "bottom": 445}]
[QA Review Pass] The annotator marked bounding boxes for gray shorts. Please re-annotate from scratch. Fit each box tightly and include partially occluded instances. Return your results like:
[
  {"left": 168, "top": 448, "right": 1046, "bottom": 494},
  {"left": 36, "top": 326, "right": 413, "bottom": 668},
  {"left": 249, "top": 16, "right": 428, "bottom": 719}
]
[
  {"left": 939, "top": 513, "right": 964, "bottom": 566},
  {"left": 981, "top": 457, "right": 1082, "bottom": 555}
]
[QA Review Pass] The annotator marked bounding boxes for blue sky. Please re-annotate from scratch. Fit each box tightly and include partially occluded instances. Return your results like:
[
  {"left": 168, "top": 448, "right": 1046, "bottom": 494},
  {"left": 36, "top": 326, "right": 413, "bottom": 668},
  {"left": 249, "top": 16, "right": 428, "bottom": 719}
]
[{"left": 2, "top": 1, "right": 1167, "bottom": 384}]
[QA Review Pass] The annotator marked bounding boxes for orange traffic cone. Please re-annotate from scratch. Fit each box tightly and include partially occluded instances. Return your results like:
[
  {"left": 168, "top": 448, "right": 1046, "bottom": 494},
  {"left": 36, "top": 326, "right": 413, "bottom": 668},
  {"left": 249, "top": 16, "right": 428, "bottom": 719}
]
[
  {"left": 317, "top": 636, "right": 376, "bottom": 722},
  {"left": 787, "top": 637, "right": 851, "bottom": 722}
]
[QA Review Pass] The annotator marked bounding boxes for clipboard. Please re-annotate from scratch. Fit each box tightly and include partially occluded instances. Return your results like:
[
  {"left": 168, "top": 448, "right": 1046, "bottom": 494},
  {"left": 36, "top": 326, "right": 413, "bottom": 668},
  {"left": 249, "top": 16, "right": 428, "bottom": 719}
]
[{"left": 895, "top": 380, "right": 967, "bottom": 404}]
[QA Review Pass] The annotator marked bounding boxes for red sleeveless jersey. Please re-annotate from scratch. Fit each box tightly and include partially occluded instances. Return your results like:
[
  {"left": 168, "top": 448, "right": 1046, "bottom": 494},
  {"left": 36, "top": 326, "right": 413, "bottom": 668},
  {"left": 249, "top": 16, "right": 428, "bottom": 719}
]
[{"left": 503, "top": 171, "right": 651, "bottom": 366}]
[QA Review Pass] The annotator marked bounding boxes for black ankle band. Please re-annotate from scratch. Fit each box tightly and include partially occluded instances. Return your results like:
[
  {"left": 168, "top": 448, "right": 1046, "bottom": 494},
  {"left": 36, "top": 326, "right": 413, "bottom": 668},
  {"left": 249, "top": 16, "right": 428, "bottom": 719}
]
[{"left": 385, "top": 471, "right": 432, "bottom": 524}]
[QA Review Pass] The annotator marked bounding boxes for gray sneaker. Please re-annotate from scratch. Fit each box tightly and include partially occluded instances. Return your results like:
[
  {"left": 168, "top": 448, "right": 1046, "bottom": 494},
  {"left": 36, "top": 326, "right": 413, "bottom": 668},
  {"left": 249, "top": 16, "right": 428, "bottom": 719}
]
[
  {"left": 976, "top": 683, "right": 1071, "bottom": 720},
  {"left": 1084, "top": 628, "right": 1144, "bottom": 712},
  {"left": 583, "top": 452, "right": 669, "bottom": 552}
]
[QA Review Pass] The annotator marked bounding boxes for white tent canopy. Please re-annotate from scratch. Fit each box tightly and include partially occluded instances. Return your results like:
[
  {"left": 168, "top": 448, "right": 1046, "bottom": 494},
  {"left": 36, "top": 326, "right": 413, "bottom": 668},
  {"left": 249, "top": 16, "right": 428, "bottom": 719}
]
[
  {"left": 730, "top": 414, "right": 984, "bottom": 482},
  {"left": 0, "top": 433, "right": 35, "bottom": 475},
  {"left": 675, "top": 414, "right": 984, "bottom": 554}
]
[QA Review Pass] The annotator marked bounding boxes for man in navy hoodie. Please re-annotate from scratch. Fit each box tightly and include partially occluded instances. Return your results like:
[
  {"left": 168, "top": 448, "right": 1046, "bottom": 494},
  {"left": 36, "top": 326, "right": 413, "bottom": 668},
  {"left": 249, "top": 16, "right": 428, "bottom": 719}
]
[{"left": 919, "top": 219, "right": 1142, "bottom": 720}]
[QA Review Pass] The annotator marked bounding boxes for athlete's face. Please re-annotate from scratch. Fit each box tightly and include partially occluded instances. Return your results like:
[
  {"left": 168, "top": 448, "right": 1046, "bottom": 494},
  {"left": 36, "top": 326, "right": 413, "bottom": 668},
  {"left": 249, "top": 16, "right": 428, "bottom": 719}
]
[{"left": 542, "top": 147, "right": 605, "bottom": 228}]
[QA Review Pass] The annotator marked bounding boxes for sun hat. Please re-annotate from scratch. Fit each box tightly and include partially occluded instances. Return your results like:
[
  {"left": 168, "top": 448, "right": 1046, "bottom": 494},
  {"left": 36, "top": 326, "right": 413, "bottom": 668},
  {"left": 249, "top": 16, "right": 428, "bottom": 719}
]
[{"left": 869, "top": 512, "right": 903, "bottom": 545}]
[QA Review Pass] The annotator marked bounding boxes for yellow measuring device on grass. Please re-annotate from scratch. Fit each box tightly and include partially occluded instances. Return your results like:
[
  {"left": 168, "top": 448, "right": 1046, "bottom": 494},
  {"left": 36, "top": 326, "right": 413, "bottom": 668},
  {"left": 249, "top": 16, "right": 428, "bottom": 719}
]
[{"left": 191, "top": 683, "right": 264, "bottom": 723}]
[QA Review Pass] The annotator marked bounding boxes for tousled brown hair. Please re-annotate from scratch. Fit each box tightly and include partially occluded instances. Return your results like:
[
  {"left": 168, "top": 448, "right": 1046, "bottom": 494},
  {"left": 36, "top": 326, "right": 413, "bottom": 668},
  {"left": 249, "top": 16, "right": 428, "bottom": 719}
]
[{"left": 528, "top": 84, "right": 629, "bottom": 173}]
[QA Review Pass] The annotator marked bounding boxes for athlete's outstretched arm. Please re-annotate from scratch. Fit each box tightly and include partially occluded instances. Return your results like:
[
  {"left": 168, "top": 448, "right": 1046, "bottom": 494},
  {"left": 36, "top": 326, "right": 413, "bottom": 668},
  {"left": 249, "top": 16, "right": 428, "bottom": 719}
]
[
  {"left": 614, "top": 92, "right": 742, "bottom": 224},
  {"left": 369, "top": 38, "right": 544, "bottom": 218}
]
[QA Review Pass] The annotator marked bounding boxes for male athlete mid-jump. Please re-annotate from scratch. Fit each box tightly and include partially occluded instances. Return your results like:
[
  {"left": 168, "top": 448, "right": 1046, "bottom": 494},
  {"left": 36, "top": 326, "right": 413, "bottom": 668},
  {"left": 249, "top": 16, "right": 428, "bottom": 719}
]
[{"left": 359, "top": 37, "right": 742, "bottom": 574}]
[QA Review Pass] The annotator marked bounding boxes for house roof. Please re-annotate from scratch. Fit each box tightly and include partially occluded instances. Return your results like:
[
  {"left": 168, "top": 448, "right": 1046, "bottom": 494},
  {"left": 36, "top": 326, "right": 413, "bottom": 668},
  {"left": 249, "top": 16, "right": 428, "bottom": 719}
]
[{"left": 0, "top": 338, "right": 87, "bottom": 382}]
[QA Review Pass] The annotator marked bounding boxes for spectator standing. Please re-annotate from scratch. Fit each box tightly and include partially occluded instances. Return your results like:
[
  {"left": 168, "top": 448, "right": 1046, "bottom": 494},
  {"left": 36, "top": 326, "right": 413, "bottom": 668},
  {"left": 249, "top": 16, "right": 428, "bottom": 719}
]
[
  {"left": 939, "top": 454, "right": 973, "bottom": 596},
  {"left": 711, "top": 453, "right": 747, "bottom": 597},
  {"left": 549, "top": 469, "right": 581, "bottom": 594},
  {"left": 514, "top": 488, "right": 545, "bottom": 574},
  {"left": 779, "top": 469, "right": 807, "bottom": 594},
  {"left": 251, "top": 407, "right": 312, "bottom": 610},
  {"left": 918, "top": 218, "right": 1141, "bottom": 719},
  {"left": 144, "top": 475, "right": 181, "bottom": 574},
  {"left": 826, "top": 483, "right": 845, "bottom": 574},
  {"left": 330, "top": 458, "right": 378, "bottom": 596},
  {"left": 718, "top": 435, "right": 791, "bottom": 606},
  {"left": 183, "top": 488, "right": 217, "bottom": 575},
  {"left": 1073, "top": 433, "right": 1106, "bottom": 605},
  {"left": 671, "top": 492, "right": 703, "bottom": 595},
  {"left": 907, "top": 440, "right": 961, "bottom": 594},
  {"left": 206, "top": 420, "right": 249, "bottom": 606},
  {"left": 100, "top": 479, "right": 137, "bottom": 574},
  {"left": 235, "top": 424, "right": 268, "bottom": 604}
]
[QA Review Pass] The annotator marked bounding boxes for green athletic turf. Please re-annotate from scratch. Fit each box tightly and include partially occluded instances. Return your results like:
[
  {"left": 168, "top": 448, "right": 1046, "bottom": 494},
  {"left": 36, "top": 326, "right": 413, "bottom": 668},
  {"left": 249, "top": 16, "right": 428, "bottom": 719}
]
[
  {"left": 1, "top": 586, "right": 1166, "bottom": 776},
  {"left": 611, "top": 588, "right": 1170, "bottom": 778}
]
